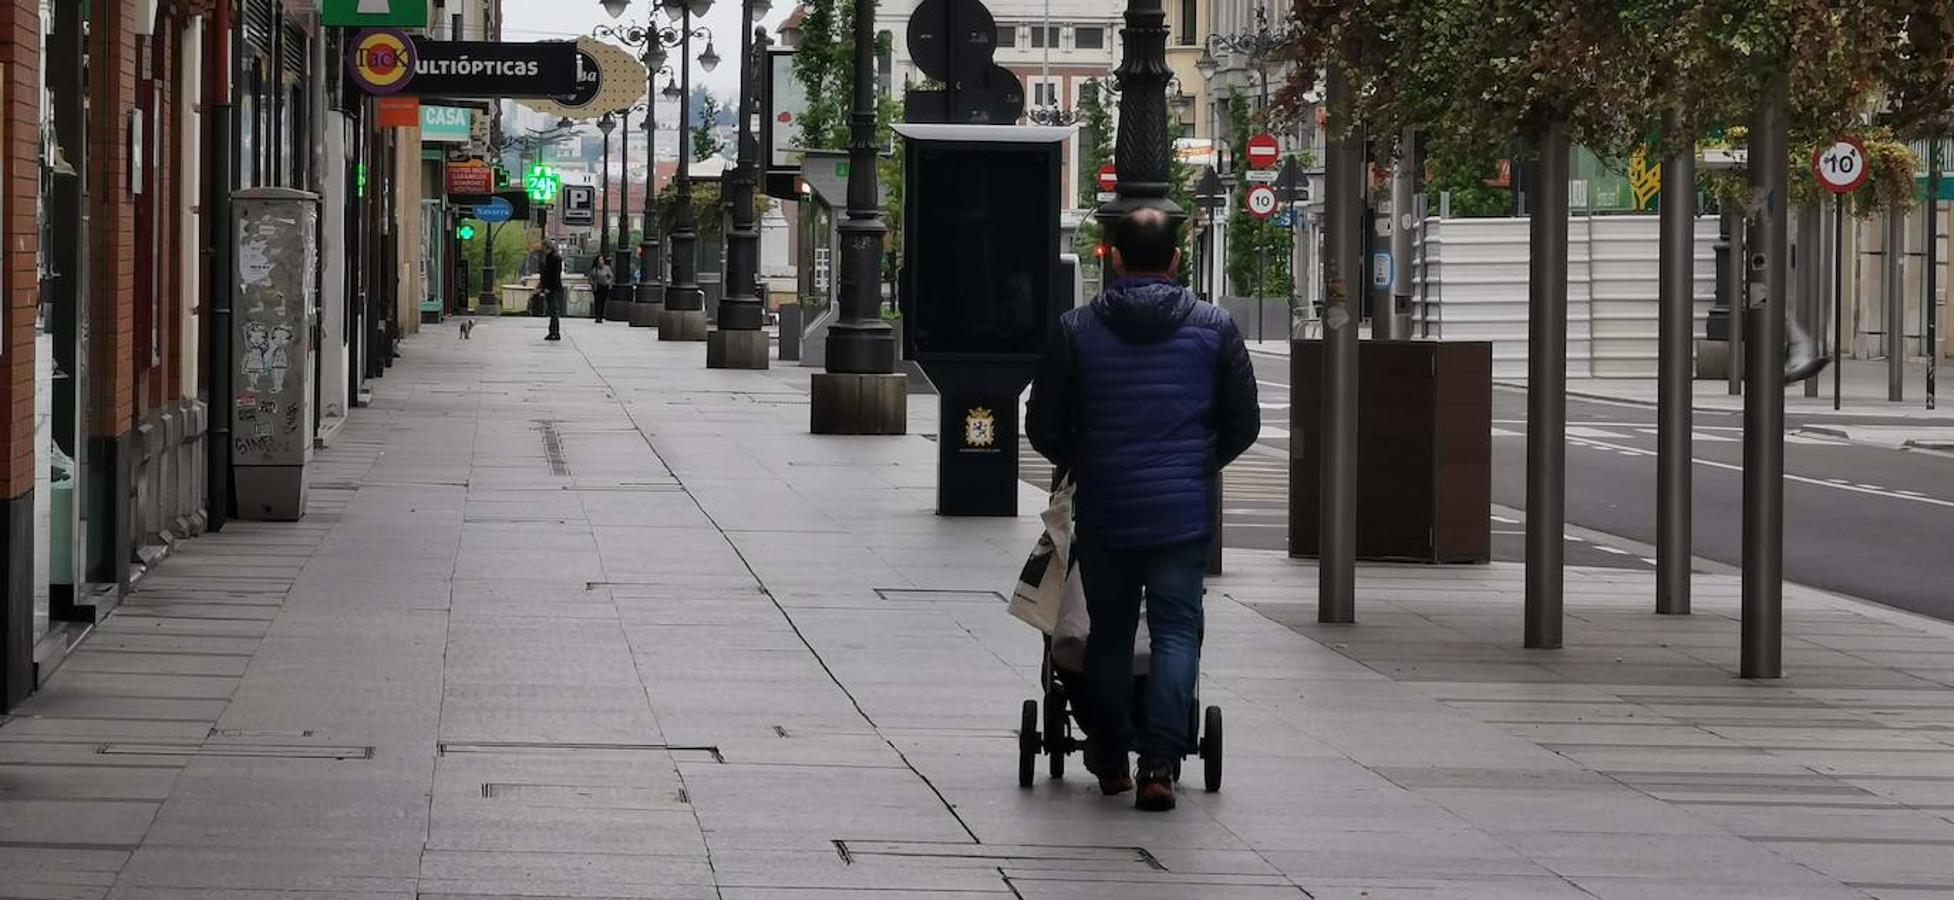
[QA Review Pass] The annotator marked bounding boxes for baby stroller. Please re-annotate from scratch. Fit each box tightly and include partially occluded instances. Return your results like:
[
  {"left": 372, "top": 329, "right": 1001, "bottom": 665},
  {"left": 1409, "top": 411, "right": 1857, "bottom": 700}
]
[
  {"left": 1010, "top": 473, "right": 1223, "bottom": 792},
  {"left": 1018, "top": 628, "right": 1223, "bottom": 793}
]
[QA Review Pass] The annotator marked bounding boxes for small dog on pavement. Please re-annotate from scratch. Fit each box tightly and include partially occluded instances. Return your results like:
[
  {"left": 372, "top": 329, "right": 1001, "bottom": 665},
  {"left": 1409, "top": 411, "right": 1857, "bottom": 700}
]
[{"left": 459, "top": 318, "right": 476, "bottom": 340}]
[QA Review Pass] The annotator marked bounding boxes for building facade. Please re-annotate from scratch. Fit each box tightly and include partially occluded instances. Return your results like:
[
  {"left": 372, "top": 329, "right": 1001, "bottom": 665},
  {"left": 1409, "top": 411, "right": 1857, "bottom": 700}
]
[{"left": 2, "top": 0, "right": 496, "bottom": 712}]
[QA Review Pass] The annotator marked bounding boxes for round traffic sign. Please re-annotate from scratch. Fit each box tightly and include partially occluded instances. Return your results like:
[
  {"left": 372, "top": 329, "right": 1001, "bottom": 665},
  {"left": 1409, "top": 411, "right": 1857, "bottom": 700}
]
[
  {"left": 1813, "top": 137, "right": 1870, "bottom": 194},
  {"left": 1245, "top": 184, "right": 1278, "bottom": 219},
  {"left": 1097, "top": 164, "right": 1118, "bottom": 193},
  {"left": 1246, "top": 133, "right": 1280, "bottom": 169}
]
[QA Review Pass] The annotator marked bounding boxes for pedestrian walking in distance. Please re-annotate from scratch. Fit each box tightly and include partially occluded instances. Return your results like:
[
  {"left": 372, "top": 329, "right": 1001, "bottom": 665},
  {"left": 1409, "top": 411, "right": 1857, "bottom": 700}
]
[
  {"left": 1026, "top": 208, "right": 1260, "bottom": 811},
  {"left": 589, "top": 256, "right": 614, "bottom": 324},
  {"left": 541, "top": 241, "right": 566, "bottom": 341}
]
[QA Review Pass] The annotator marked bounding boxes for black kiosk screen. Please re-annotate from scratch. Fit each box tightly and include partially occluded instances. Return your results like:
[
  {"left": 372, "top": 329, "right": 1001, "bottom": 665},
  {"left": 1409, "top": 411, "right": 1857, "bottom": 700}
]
[{"left": 908, "top": 144, "right": 1055, "bottom": 357}]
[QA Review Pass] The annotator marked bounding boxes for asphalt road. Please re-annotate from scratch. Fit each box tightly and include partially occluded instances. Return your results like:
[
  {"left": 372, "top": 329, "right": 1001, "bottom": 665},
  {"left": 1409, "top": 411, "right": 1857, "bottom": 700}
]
[{"left": 1213, "top": 348, "right": 1954, "bottom": 624}]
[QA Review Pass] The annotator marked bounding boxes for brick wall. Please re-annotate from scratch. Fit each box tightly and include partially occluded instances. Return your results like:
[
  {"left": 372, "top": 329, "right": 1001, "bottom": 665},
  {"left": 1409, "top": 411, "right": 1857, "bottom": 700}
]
[
  {"left": 0, "top": 0, "right": 39, "bottom": 500},
  {"left": 88, "top": 0, "right": 137, "bottom": 439}
]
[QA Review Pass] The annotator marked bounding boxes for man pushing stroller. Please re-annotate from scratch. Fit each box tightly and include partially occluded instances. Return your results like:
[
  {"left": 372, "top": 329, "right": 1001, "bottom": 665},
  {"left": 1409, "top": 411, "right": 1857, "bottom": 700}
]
[{"left": 1026, "top": 208, "right": 1260, "bottom": 811}]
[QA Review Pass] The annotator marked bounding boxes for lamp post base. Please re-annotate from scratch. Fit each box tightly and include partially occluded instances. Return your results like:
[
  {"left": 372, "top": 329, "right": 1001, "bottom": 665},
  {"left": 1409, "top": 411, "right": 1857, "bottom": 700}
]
[
  {"left": 605, "top": 299, "right": 633, "bottom": 322},
  {"left": 810, "top": 373, "right": 908, "bottom": 435},
  {"left": 706, "top": 329, "right": 771, "bottom": 370},
  {"left": 659, "top": 308, "right": 708, "bottom": 341},
  {"left": 628, "top": 300, "right": 663, "bottom": 328}
]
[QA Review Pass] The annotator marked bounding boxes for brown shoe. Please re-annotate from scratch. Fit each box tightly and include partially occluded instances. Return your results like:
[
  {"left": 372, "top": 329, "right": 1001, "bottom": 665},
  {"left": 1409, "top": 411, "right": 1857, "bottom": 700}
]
[
  {"left": 1135, "top": 764, "right": 1176, "bottom": 811},
  {"left": 1087, "top": 747, "right": 1132, "bottom": 795}
]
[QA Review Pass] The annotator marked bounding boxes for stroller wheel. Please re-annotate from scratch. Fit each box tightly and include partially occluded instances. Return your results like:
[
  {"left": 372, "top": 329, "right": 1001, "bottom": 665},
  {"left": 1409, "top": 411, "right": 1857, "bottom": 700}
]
[
  {"left": 1018, "top": 699, "right": 1039, "bottom": 788},
  {"left": 1043, "top": 694, "right": 1068, "bottom": 780},
  {"left": 1201, "top": 706, "right": 1223, "bottom": 793}
]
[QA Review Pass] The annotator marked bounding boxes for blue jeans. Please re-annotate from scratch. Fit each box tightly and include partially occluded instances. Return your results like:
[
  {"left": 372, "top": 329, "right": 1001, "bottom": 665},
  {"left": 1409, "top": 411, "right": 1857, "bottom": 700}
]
[{"left": 1074, "top": 539, "right": 1208, "bottom": 766}]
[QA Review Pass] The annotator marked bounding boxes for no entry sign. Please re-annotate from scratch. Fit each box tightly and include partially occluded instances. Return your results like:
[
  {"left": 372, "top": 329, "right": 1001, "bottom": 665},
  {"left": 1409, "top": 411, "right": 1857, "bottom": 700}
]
[
  {"left": 1246, "top": 133, "right": 1279, "bottom": 169},
  {"left": 1097, "top": 164, "right": 1118, "bottom": 192},
  {"left": 1813, "top": 137, "right": 1870, "bottom": 194}
]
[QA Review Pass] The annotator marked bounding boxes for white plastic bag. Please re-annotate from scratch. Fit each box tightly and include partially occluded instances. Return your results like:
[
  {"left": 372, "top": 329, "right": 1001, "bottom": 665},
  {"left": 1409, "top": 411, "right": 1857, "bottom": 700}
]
[{"left": 1008, "top": 477, "right": 1078, "bottom": 633}]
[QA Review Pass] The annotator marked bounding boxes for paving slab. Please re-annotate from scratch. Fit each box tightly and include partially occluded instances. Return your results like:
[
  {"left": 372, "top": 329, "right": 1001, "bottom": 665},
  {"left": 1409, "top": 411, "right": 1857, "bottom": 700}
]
[{"left": 7, "top": 317, "right": 1953, "bottom": 897}]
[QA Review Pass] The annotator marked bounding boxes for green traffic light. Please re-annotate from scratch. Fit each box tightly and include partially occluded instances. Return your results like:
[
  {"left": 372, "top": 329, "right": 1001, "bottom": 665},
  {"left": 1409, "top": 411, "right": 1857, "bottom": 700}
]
[{"left": 457, "top": 223, "right": 477, "bottom": 240}]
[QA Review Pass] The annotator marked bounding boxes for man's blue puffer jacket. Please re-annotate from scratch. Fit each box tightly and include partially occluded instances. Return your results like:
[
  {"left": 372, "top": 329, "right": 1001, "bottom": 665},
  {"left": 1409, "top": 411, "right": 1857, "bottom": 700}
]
[{"left": 1026, "top": 276, "right": 1260, "bottom": 548}]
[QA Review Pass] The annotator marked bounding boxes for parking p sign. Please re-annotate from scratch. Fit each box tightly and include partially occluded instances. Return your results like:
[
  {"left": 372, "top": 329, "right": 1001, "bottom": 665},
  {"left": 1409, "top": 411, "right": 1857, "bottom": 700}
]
[{"left": 562, "top": 185, "right": 596, "bottom": 227}]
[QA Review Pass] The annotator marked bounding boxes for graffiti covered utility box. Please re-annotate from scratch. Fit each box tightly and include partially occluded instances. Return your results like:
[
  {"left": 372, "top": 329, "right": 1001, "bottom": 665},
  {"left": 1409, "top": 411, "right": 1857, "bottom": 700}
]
[{"left": 232, "top": 188, "right": 319, "bottom": 521}]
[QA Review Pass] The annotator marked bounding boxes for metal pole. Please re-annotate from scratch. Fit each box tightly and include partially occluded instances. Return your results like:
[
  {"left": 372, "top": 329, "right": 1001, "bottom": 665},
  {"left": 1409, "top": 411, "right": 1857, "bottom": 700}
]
[
  {"left": 1525, "top": 115, "right": 1570, "bottom": 650},
  {"left": 1318, "top": 62, "right": 1359, "bottom": 625},
  {"left": 1657, "top": 110, "right": 1693, "bottom": 615},
  {"left": 617, "top": 107, "right": 632, "bottom": 280},
  {"left": 1390, "top": 127, "right": 1415, "bottom": 341},
  {"left": 638, "top": 23, "right": 663, "bottom": 303},
  {"left": 1801, "top": 203, "right": 1821, "bottom": 398},
  {"left": 1888, "top": 205, "right": 1905, "bottom": 400},
  {"left": 662, "top": 12, "right": 705, "bottom": 339},
  {"left": 1729, "top": 210, "right": 1746, "bottom": 396},
  {"left": 1928, "top": 140, "right": 1941, "bottom": 411},
  {"left": 821, "top": 0, "right": 898, "bottom": 370},
  {"left": 600, "top": 118, "right": 613, "bottom": 257},
  {"left": 710, "top": 5, "right": 767, "bottom": 367},
  {"left": 1741, "top": 71, "right": 1788, "bottom": 680},
  {"left": 1834, "top": 193, "right": 1844, "bottom": 410},
  {"left": 208, "top": 0, "right": 236, "bottom": 532}
]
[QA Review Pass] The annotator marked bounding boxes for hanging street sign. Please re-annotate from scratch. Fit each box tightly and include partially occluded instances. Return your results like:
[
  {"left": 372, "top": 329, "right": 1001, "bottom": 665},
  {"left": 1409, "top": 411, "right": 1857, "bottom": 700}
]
[
  {"left": 1813, "top": 137, "right": 1870, "bottom": 194},
  {"left": 347, "top": 36, "right": 588, "bottom": 100},
  {"left": 1245, "top": 183, "right": 1278, "bottom": 219},
  {"left": 376, "top": 95, "right": 420, "bottom": 128},
  {"left": 562, "top": 185, "right": 597, "bottom": 226},
  {"left": 421, "top": 105, "right": 474, "bottom": 143},
  {"left": 324, "top": 0, "right": 428, "bottom": 28},
  {"left": 346, "top": 29, "right": 417, "bottom": 95},
  {"left": 1096, "top": 191, "right": 1117, "bottom": 204},
  {"left": 473, "top": 196, "right": 515, "bottom": 224},
  {"left": 517, "top": 38, "right": 644, "bottom": 120},
  {"left": 1246, "top": 133, "right": 1280, "bottom": 169},
  {"left": 446, "top": 161, "right": 494, "bottom": 196}
]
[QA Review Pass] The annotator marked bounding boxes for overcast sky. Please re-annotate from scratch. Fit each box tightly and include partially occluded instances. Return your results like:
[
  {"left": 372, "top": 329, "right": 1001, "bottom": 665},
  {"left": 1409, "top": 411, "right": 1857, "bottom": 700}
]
[{"left": 500, "top": 0, "right": 796, "bottom": 103}]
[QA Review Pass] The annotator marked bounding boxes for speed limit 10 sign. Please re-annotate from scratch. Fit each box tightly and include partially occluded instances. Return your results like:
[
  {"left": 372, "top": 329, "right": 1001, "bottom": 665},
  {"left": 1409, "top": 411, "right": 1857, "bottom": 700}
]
[
  {"left": 1813, "top": 137, "right": 1870, "bottom": 194},
  {"left": 1245, "top": 184, "right": 1279, "bottom": 219}
]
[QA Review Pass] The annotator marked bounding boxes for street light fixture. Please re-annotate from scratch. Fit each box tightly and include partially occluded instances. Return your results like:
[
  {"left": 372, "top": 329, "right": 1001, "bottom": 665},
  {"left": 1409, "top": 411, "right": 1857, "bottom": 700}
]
[
  {"left": 707, "top": 0, "right": 772, "bottom": 368},
  {"left": 595, "top": 2, "right": 716, "bottom": 321},
  {"left": 663, "top": 76, "right": 681, "bottom": 99},
  {"left": 699, "top": 40, "right": 721, "bottom": 73}
]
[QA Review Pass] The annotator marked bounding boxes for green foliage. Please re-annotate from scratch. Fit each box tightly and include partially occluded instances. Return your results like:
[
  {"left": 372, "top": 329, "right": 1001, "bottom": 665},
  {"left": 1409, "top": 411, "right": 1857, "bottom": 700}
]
[
  {"left": 657, "top": 182, "right": 772, "bottom": 240},
  {"left": 458, "top": 221, "right": 535, "bottom": 294},
  {"left": 1077, "top": 80, "right": 1116, "bottom": 207},
  {"left": 691, "top": 93, "right": 726, "bottom": 161},
  {"left": 1223, "top": 90, "right": 1294, "bottom": 299},
  {"left": 792, "top": 2, "right": 895, "bottom": 151}
]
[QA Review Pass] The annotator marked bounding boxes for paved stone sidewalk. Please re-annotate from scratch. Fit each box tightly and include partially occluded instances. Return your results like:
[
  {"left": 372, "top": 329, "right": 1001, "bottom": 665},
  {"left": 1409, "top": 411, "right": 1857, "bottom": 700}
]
[{"left": 4, "top": 316, "right": 1954, "bottom": 899}]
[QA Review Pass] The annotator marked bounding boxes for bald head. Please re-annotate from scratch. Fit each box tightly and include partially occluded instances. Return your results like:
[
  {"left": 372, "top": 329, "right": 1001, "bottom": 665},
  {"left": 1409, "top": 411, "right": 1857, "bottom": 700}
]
[{"left": 1110, "top": 208, "right": 1182, "bottom": 277}]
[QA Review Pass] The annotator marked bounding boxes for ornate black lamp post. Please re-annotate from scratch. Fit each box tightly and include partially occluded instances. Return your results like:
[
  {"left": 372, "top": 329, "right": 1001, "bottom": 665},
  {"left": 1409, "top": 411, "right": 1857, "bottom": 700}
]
[
  {"left": 1095, "top": 0, "right": 1181, "bottom": 232},
  {"left": 598, "top": 113, "right": 616, "bottom": 259},
  {"left": 707, "top": 0, "right": 774, "bottom": 368},
  {"left": 809, "top": 0, "right": 906, "bottom": 433},
  {"left": 598, "top": 0, "right": 716, "bottom": 327}
]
